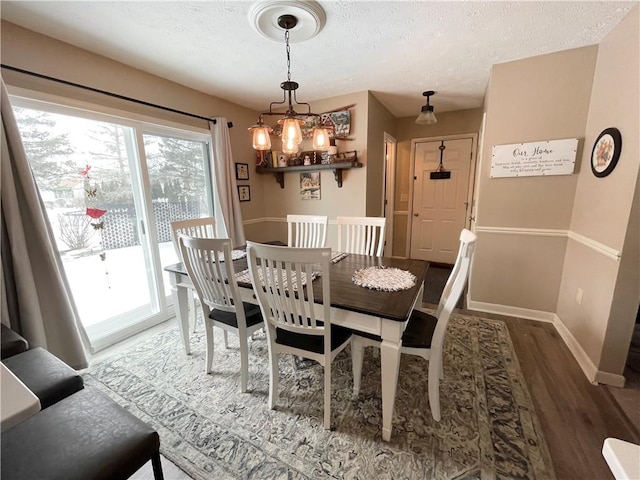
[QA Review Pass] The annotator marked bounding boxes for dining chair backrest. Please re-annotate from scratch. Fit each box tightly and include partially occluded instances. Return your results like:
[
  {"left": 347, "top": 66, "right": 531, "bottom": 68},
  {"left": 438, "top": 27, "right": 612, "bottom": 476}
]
[
  {"left": 286, "top": 214, "right": 328, "bottom": 248},
  {"left": 431, "top": 228, "right": 477, "bottom": 352},
  {"left": 246, "top": 241, "right": 332, "bottom": 340},
  {"left": 179, "top": 236, "right": 241, "bottom": 317},
  {"left": 336, "top": 216, "right": 386, "bottom": 256},
  {"left": 171, "top": 217, "right": 216, "bottom": 259}
]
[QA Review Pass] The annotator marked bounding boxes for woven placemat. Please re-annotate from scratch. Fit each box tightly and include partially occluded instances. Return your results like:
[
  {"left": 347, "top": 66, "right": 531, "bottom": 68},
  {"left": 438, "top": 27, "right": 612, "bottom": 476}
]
[{"left": 352, "top": 266, "right": 416, "bottom": 291}]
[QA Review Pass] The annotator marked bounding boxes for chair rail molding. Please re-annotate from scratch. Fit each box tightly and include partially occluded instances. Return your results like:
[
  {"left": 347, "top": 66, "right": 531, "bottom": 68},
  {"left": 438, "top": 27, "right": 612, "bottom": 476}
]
[
  {"left": 244, "top": 217, "right": 343, "bottom": 225},
  {"left": 474, "top": 226, "right": 621, "bottom": 261}
]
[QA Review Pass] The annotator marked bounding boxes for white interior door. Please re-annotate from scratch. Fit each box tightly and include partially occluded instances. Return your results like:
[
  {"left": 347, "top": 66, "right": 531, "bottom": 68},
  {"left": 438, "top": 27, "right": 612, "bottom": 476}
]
[{"left": 410, "top": 138, "right": 473, "bottom": 264}]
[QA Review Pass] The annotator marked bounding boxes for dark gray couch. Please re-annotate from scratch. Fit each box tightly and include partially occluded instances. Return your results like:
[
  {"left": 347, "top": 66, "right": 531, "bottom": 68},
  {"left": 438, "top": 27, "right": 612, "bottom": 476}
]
[{"left": 1, "top": 324, "right": 164, "bottom": 480}]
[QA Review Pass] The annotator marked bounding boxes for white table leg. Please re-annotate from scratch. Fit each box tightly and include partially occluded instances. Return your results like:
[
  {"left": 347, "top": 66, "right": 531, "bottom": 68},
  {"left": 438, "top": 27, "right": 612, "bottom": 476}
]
[
  {"left": 379, "top": 320, "right": 404, "bottom": 442},
  {"left": 170, "top": 272, "right": 191, "bottom": 355}
]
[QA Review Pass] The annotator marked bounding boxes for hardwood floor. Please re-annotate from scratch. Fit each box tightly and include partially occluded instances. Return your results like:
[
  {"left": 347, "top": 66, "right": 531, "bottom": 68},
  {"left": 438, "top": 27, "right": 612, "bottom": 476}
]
[
  {"left": 107, "top": 309, "right": 640, "bottom": 480},
  {"left": 467, "top": 308, "right": 640, "bottom": 480}
]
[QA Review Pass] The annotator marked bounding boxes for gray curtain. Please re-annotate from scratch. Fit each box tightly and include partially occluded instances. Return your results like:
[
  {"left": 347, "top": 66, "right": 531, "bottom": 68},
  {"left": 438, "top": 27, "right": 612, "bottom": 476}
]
[
  {"left": 1, "top": 78, "right": 88, "bottom": 369},
  {"left": 209, "top": 118, "right": 246, "bottom": 248}
]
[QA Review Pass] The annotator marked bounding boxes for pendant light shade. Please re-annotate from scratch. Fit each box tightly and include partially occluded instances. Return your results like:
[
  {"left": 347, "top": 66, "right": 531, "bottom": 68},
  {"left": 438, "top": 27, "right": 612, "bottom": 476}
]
[
  {"left": 279, "top": 117, "right": 304, "bottom": 145},
  {"left": 415, "top": 90, "right": 438, "bottom": 125},
  {"left": 250, "top": 123, "right": 272, "bottom": 150},
  {"left": 312, "top": 127, "right": 331, "bottom": 150}
]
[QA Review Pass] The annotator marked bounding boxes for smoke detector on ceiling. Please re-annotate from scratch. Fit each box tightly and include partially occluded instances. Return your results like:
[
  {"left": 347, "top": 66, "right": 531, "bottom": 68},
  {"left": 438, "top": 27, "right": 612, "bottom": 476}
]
[{"left": 248, "top": 0, "right": 326, "bottom": 43}]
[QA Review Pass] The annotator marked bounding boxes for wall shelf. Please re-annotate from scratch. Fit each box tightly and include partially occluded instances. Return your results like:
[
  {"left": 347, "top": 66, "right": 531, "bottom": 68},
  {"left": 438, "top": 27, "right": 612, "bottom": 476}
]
[{"left": 256, "top": 161, "right": 363, "bottom": 188}]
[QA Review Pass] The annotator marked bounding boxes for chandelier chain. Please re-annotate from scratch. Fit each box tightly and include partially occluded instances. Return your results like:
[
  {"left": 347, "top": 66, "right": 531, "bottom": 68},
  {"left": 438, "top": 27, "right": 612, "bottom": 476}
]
[{"left": 285, "top": 29, "right": 291, "bottom": 82}]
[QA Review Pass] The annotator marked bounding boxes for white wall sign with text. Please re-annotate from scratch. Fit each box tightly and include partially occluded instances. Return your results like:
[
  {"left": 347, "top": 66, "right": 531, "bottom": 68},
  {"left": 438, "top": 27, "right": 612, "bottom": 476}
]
[{"left": 490, "top": 138, "right": 578, "bottom": 178}]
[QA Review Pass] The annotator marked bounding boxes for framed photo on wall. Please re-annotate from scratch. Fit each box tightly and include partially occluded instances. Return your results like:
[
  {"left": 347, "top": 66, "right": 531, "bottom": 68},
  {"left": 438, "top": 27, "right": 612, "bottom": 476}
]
[
  {"left": 236, "top": 163, "right": 249, "bottom": 180},
  {"left": 238, "top": 185, "right": 250, "bottom": 202},
  {"left": 591, "top": 127, "right": 622, "bottom": 178},
  {"left": 300, "top": 172, "right": 320, "bottom": 200}
]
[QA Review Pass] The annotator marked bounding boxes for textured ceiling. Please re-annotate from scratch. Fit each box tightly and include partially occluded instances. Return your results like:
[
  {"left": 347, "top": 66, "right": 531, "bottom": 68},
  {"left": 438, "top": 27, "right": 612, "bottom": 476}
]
[{"left": 1, "top": 1, "right": 635, "bottom": 118}]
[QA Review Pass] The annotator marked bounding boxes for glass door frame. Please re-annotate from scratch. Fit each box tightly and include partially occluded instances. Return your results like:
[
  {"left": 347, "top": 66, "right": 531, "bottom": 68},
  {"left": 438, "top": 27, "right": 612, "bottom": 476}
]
[{"left": 9, "top": 88, "right": 216, "bottom": 352}]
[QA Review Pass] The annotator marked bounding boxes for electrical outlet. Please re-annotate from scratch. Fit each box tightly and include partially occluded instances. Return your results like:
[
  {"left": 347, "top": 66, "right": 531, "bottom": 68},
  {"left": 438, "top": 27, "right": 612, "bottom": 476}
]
[
  {"left": 400, "top": 194, "right": 408, "bottom": 202},
  {"left": 576, "top": 288, "right": 583, "bottom": 305}
]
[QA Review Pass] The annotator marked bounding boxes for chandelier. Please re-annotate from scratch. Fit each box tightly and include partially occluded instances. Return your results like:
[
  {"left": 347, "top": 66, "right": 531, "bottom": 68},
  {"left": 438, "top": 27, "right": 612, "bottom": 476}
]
[{"left": 249, "top": 14, "right": 330, "bottom": 154}]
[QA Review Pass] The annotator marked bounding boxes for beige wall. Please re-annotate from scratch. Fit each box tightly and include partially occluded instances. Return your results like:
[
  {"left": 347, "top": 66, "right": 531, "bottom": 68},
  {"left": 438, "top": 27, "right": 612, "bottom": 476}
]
[
  {"left": 366, "top": 92, "right": 397, "bottom": 217},
  {"left": 472, "top": 46, "right": 598, "bottom": 312},
  {"left": 1, "top": 21, "right": 265, "bottom": 225},
  {"left": 556, "top": 6, "right": 640, "bottom": 376},
  {"left": 392, "top": 109, "right": 484, "bottom": 256}
]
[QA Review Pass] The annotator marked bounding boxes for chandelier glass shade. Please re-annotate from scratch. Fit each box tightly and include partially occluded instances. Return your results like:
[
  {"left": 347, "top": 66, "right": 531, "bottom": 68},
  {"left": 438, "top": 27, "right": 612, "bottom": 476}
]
[
  {"left": 249, "top": 14, "right": 330, "bottom": 154},
  {"left": 415, "top": 90, "right": 438, "bottom": 125}
]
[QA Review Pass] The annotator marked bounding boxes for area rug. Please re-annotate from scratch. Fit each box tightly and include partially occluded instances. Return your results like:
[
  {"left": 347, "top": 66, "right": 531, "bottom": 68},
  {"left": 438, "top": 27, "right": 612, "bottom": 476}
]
[{"left": 84, "top": 313, "right": 556, "bottom": 480}]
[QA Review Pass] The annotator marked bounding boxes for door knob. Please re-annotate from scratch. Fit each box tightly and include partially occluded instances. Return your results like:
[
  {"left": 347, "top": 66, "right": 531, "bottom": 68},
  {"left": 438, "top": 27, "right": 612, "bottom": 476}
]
[{"left": 414, "top": 213, "right": 419, "bottom": 217}]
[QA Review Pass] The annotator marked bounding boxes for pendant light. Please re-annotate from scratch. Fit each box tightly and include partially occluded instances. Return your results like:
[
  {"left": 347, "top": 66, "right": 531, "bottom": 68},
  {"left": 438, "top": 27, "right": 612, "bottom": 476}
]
[{"left": 415, "top": 90, "right": 438, "bottom": 125}]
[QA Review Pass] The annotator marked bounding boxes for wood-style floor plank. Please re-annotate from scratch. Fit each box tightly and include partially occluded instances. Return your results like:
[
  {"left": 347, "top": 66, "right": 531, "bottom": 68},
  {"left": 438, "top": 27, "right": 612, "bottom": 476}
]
[{"left": 469, "top": 310, "right": 640, "bottom": 480}]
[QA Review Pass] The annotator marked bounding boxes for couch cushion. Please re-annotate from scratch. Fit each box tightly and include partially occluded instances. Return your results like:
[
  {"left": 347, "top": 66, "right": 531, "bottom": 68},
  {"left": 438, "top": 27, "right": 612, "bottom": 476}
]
[
  {"left": 0, "top": 324, "right": 28, "bottom": 360},
  {"left": 2, "top": 347, "right": 83, "bottom": 409},
  {"left": 1, "top": 387, "right": 160, "bottom": 480}
]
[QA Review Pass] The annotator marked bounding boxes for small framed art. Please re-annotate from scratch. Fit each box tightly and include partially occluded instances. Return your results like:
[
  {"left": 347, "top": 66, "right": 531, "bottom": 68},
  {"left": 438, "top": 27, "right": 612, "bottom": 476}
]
[
  {"left": 238, "top": 185, "right": 251, "bottom": 202},
  {"left": 272, "top": 151, "right": 290, "bottom": 168},
  {"left": 236, "top": 163, "right": 249, "bottom": 180},
  {"left": 591, "top": 127, "right": 622, "bottom": 178},
  {"left": 300, "top": 172, "right": 321, "bottom": 200}
]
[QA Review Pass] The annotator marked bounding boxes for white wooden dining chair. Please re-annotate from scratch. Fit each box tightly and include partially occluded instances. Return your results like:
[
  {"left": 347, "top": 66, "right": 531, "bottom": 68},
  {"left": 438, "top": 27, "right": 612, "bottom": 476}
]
[
  {"left": 170, "top": 217, "right": 217, "bottom": 334},
  {"left": 336, "top": 216, "right": 386, "bottom": 256},
  {"left": 286, "top": 214, "right": 328, "bottom": 248},
  {"left": 351, "top": 228, "right": 477, "bottom": 421},
  {"left": 246, "top": 241, "right": 352, "bottom": 429},
  {"left": 171, "top": 217, "right": 217, "bottom": 258},
  {"left": 179, "top": 236, "right": 263, "bottom": 393}
]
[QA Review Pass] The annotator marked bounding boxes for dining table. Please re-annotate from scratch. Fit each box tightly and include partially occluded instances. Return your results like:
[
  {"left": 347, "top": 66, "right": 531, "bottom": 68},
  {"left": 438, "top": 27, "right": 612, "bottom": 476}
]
[{"left": 164, "top": 247, "right": 429, "bottom": 442}]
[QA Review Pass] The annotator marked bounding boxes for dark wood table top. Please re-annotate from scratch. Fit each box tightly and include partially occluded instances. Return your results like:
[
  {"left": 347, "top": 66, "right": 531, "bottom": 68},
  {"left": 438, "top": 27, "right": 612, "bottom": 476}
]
[{"left": 165, "top": 250, "right": 428, "bottom": 323}]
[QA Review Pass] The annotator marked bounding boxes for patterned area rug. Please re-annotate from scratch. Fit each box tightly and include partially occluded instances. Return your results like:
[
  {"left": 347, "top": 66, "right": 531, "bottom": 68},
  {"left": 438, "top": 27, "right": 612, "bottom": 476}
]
[{"left": 85, "top": 313, "right": 556, "bottom": 480}]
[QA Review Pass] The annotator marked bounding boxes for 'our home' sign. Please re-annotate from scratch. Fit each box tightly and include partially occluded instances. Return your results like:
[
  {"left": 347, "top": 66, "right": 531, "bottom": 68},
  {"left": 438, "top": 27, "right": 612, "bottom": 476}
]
[{"left": 490, "top": 138, "right": 578, "bottom": 178}]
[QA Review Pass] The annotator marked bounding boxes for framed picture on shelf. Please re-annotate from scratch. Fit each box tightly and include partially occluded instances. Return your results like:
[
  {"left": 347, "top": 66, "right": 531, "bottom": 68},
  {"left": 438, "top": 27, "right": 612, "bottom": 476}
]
[
  {"left": 235, "top": 163, "right": 249, "bottom": 180},
  {"left": 272, "top": 151, "right": 289, "bottom": 168},
  {"left": 238, "top": 185, "right": 251, "bottom": 202},
  {"left": 299, "top": 151, "right": 318, "bottom": 166}
]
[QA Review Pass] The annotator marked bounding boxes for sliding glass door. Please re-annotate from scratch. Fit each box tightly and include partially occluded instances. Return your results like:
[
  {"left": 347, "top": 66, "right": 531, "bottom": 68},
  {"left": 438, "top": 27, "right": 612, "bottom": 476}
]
[{"left": 11, "top": 98, "right": 214, "bottom": 351}]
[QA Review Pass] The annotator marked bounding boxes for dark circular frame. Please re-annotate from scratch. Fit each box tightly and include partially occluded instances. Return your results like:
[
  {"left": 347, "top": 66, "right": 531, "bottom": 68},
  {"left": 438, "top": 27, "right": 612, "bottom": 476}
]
[{"left": 590, "top": 127, "right": 622, "bottom": 178}]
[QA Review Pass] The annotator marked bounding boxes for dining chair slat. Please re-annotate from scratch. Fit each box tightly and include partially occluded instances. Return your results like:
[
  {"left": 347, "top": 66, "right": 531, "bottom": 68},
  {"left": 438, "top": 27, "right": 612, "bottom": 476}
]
[{"left": 337, "top": 216, "right": 386, "bottom": 256}]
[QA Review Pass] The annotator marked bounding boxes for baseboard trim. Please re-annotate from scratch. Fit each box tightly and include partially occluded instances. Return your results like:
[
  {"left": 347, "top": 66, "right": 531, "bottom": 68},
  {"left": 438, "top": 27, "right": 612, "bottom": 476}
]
[
  {"left": 594, "top": 369, "right": 626, "bottom": 388},
  {"left": 550, "top": 313, "right": 599, "bottom": 384},
  {"left": 467, "top": 301, "right": 625, "bottom": 387},
  {"left": 466, "top": 300, "right": 555, "bottom": 323}
]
